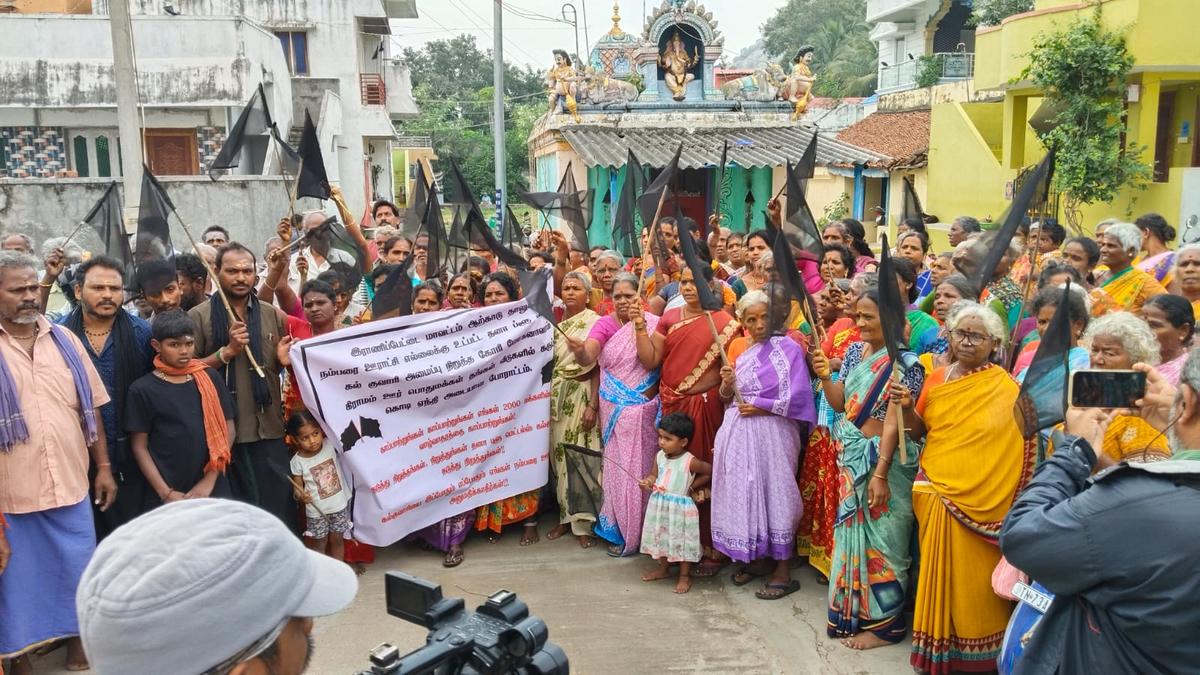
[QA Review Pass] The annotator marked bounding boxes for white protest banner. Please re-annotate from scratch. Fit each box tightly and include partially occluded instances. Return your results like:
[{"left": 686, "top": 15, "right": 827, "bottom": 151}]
[{"left": 289, "top": 299, "right": 554, "bottom": 545}]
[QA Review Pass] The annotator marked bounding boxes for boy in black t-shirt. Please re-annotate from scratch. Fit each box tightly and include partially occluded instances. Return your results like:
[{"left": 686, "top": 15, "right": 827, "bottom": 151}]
[{"left": 126, "top": 310, "right": 236, "bottom": 511}]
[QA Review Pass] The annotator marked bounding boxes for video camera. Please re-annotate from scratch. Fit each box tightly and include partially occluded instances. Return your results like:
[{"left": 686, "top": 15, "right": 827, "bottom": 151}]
[{"left": 357, "top": 572, "right": 569, "bottom": 675}]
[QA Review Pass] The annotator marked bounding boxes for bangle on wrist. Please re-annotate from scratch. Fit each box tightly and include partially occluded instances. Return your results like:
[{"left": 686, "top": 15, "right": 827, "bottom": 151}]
[
  {"left": 39, "top": 280, "right": 54, "bottom": 289},
  {"left": 872, "top": 473, "right": 887, "bottom": 480},
  {"left": 216, "top": 348, "right": 231, "bottom": 364}
]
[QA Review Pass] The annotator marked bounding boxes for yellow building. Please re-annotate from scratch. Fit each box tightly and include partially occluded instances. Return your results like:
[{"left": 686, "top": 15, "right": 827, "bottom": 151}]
[{"left": 927, "top": 0, "right": 1200, "bottom": 236}]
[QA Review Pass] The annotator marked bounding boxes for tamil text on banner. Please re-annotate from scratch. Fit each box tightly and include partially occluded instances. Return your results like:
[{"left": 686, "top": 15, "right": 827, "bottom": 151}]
[{"left": 289, "top": 300, "right": 554, "bottom": 545}]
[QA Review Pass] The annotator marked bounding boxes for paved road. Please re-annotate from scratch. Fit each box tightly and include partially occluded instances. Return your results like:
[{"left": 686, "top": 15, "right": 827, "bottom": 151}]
[{"left": 40, "top": 520, "right": 914, "bottom": 674}]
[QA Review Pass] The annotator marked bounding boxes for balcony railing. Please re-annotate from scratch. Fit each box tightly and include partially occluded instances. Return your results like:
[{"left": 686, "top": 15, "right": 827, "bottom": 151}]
[
  {"left": 360, "top": 73, "right": 386, "bottom": 106},
  {"left": 394, "top": 135, "right": 432, "bottom": 148},
  {"left": 877, "top": 52, "right": 974, "bottom": 94}
]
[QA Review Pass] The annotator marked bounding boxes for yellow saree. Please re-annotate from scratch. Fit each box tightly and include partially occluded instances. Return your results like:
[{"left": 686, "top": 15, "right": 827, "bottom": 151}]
[
  {"left": 1093, "top": 267, "right": 1167, "bottom": 316},
  {"left": 910, "top": 365, "right": 1034, "bottom": 674}
]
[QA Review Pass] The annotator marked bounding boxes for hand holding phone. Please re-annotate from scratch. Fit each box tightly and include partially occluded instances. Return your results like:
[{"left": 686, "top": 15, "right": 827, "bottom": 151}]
[{"left": 1069, "top": 369, "right": 1147, "bottom": 408}]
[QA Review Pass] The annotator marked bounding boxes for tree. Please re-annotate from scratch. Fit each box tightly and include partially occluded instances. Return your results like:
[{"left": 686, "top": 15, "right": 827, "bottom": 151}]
[
  {"left": 973, "top": 0, "right": 1033, "bottom": 27},
  {"left": 398, "top": 36, "right": 545, "bottom": 196},
  {"left": 761, "top": 0, "right": 877, "bottom": 98},
  {"left": 1021, "top": 10, "right": 1152, "bottom": 232}
]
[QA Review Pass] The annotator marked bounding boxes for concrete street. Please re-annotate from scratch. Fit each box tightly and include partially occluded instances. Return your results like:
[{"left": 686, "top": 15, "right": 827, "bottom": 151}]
[{"left": 41, "top": 516, "right": 912, "bottom": 674}]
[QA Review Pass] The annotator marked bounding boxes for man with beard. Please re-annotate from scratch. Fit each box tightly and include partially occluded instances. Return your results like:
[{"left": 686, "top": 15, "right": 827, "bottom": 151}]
[
  {"left": 0, "top": 251, "right": 115, "bottom": 673},
  {"left": 175, "top": 252, "right": 210, "bottom": 311},
  {"left": 59, "top": 256, "right": 153, "bottom": 538},
  {"left": 134, "top": 259, "right": 183, "bottom": 318},
  {"left": 1000, "top": 352, "right": 1200, "bottom": 674},
  {"left": 189, "top": 243, "right": 292, "bottom": 528}
]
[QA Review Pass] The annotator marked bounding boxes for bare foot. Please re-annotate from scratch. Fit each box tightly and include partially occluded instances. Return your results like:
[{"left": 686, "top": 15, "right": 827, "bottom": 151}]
[
  {"left": 841, "top": 632, "right": 891, "bottom": 650},
  {"left": 674, "top": 575, "right": 693, "bottom": 594},
  {"left": 642, "top": 565, "right": 671, "bottom": 582},
  {"left": 578, "top": 535, "right": 596, "bottom": 549},
  {"left": 350, "top": 561, "right": 367, "bottom": 576},
  {"left": 545, "top": 524, "right": 568, "bottom": 541},
  {"left": 519, "top": 524, "right": 540, "bottom": 546},
  {"left": 65, "top": 637, "right": 89, "bottom": 671},
  {"left": 606, "top": 543, "right": 623, "bottom": 556}
]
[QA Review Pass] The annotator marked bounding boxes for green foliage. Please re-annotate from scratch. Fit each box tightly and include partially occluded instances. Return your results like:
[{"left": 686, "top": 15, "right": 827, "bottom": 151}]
[
  {"left": 914, "top": 55, "right": 942, "bottom": 89},
  {"left": 973, "top": 0, "right": 1034, "bottom": 27},
  {"left": 762, "top": 0, "right": 877, "bottom": 97},
  {"left": 1021, "top": 10, "right": 1152, "bottom": 231},
  {"left": 398, "top": 36, "right": 546, "bottom": 195},
  {"left": 821, "top": 191, "right": 850, "bottom": 225}
]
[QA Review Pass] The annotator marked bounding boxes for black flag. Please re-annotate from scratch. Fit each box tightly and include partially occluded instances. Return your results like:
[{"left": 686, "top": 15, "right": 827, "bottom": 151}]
[
  {"left": 370, "top": 259, "right": 414, "bottom": 319},
  {"left": 796, "top": 133, "right": 817, "bottom": 181},
  {"left": 901, "top": 176, "right": 926, "bottom": 222},
  {"left": 83, "top": 181, "right": 134, "bottom": 281},
  {"left": 877, "top": 234, "right": 909, "bottom": 366},
  {"left": 296, "top": 110, "right": 331, "bottom": 200},
  {"left": 502, "top": 206, "right": 525, "bottom": 259},
  {"left": 135, "top": 166, "right": 175, "bottom": 262},
  {"left": 1015, "top": 279, "right": 1075, "bottom": 439},
  {"left": 519, "top": 266, "right": 556, "bottom": 327},
  {"left": 972, "top": 149, "right": 1056, "bottom": 296},
  {"left": 637, "top": 144, "right": 682, "bottom": 228},
  {"left": 612, "top": 149, "right": 644, "bottom": 259},
  {"left": 677, "top": 198, "right": 723, "bottom": 312},
  {"left": 445, "top": 160, "right": 527, "bottom": 270},
  {"left": 421, "top": 188, "right": 447, "bottom": 281},
  {"left": 521, "top": 162, "right": 592, "bottom": 252},
  {"left": 782, "top": 160, "right": 825, "bottom": 261},
  {"left": 402, "top": 162, "right": 430, "bottom": 237},
  {"left": 208, "top": 84, "right": 294, "bottom": 177}
]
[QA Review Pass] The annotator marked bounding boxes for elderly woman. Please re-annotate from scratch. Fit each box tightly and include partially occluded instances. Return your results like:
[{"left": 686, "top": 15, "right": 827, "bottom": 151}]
[
  {"left": 919, "top": 273, "right": 978, "bottom": 372},
  {"left": 1141, "top": 294, "right": 1194, "bottom": 385},
  {"left": 820, "top": 244, "right": 856, "bottom": 284},
  {"left": 710, "top": 291, "right": 816, "bottom": 599},
  {"left": 547, "top": 272, "right": 602, "bottom": 547},
  {"left": 568, "top": 273, "right": 661, "bottom": 556},
  {"left": 899, "top": 301, "right": 1034, "bottom": 671},
  {"left": 1174, "top": 244, "right": 1200, "bottom": 317},
  {"left": 445, "top": 272, "right": 478, "bottom": 310},
  {"left": 1082, "top": 312, "right": 1171, "bottom": 462},
  {"left": 474, "top": 272, "right": 541, "bottom": 545},
  {"left": 1093, "top": 222, "right": 1168, "bottom": 316},
  {"left": 633, "top": 264, "right": 739, "bottom": 576},
  {"left": 590, "top": 250, "right": 623, "bottom": 316},
  {"left": 811, "top": 289, "right": 924, "bottom": 649}
]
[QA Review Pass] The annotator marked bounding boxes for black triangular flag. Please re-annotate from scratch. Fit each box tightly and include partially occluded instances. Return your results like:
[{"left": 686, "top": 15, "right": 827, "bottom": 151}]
[
  {"left": 135, "top": 166, "right": 175, "bottom": 262},
  {"left": 84, "top": 181, "right": 134, "bottom": 282},
  {"left": 296, "top": 109, "right": 331, "bottom": 200}
]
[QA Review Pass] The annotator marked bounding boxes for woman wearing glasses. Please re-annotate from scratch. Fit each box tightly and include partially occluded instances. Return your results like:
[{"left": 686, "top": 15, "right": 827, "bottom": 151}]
[{"left": 893, "top": 301, "right": 1036, "bottom": 673}]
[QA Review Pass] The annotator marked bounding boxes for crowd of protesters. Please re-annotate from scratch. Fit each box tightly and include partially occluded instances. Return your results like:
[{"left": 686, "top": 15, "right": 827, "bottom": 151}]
[{"left": 2, "top": 191, "right": 1199, "bottom": 674}]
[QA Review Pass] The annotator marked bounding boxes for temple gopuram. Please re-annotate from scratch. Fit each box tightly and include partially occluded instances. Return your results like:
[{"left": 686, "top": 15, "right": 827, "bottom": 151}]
[{"left": 527, "top": 0, "right": 882, "bottom": 246}]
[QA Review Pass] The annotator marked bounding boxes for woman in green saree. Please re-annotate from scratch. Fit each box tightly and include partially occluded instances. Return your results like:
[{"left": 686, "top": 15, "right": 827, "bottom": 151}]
[{"left": 812, "top": 289, "right": 925, "bottom": 649}]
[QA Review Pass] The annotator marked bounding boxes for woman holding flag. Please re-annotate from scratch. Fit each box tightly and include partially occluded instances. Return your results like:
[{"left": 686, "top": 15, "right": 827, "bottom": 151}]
[{"left": 811, "top": 288, "right": 924, "bottom": 649}]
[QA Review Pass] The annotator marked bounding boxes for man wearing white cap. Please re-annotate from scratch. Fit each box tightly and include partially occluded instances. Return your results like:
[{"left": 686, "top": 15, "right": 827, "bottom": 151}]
[{"left": 76, "top": 499, "right": 358, "bottom": 675}]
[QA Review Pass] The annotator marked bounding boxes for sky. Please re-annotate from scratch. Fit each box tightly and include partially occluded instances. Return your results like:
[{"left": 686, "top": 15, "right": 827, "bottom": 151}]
[{"left": 391, "top": 0, "right": 779, "bottom": 71}]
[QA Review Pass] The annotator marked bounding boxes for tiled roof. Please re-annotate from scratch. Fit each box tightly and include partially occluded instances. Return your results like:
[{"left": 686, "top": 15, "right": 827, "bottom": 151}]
[
  {"left": 835, "top": 109, "right": 931, "bottom": 169},
  {"left": 559, "top": 125, "right": 885, "bottom": 170}
]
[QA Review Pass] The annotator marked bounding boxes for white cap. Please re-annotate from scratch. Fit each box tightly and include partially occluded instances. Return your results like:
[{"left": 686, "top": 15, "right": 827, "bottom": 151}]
[{"left": 77, "top": 499, "right": 358, "bottom": 674}]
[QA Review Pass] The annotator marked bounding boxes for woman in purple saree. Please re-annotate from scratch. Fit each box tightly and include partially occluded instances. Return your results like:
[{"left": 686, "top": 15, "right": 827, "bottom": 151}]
[
  {"left": 711, "top": 291, "right": 816, "bottom": 599},
  {"left": 568, "top": 273, "right": 661, "bottom": 555}
]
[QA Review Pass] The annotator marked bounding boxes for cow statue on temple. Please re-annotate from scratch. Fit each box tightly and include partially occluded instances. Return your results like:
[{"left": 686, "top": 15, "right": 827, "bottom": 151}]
[
  {"left": 578, "top": 67, "right": 641, "bottom": 105},
  {"left": 719, "top": 63, "right": 788, "bottom": 102}
]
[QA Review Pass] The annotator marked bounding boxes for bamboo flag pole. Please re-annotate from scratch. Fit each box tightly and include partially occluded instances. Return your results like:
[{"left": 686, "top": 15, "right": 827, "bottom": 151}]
[
  {"left": 892, "top": 363, "right": 907, "bottom": 464},
  {"left": 59, "top": 220, "right": 89, "bottom": 252},
  {"left": 636, "top": 187, "right": 670, "bottom": 300},
  {"left": 704, "top": 310, "right": 744, "bottom": 404},
  {"left": 170, "top": 211, "right": 267, "bottom": 379}
]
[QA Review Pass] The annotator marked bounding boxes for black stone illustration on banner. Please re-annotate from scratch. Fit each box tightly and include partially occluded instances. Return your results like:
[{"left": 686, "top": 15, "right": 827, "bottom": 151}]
[{"left": 340, "top": 416, "right": 382, "bottom": 453}]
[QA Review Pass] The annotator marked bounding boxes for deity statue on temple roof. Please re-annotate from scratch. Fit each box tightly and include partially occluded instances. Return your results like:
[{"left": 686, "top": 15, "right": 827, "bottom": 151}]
[
  {"left": 658, "top": 30, "right": 698, "bottom": 101},
  {"left": 546, "top": 49, "right": 582, "bottom": 123},
  {"left": 783, "top": 46, "right": 816, "bottom": 121}
]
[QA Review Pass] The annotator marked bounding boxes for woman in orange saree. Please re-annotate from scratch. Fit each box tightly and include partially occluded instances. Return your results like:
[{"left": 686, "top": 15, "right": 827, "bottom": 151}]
[
  {"left": 633, "top": 265, "right": 738, "bottom": 576},
  {"left": 901, "top": 302, "right": 1035, "bottom": 673}
]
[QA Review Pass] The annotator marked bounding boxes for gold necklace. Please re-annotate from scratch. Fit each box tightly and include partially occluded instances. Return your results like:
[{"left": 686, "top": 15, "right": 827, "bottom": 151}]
[
  {"left": 9, "top": 325, "right": 38, "bottom": 341},
  {"left": 154, "top": 370, "right": 193, "bottom": 383}
]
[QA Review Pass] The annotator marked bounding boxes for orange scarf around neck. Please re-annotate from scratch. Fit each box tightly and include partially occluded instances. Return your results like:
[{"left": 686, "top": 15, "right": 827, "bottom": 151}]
[{"left": 154, "top": 356, "right": 231, "bottom": 473}]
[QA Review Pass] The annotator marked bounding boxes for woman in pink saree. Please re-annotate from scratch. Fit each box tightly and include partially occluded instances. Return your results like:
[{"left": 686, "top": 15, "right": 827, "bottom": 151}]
[{"left": 568, "top": 273, "right": 661, "bottom": 555}]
